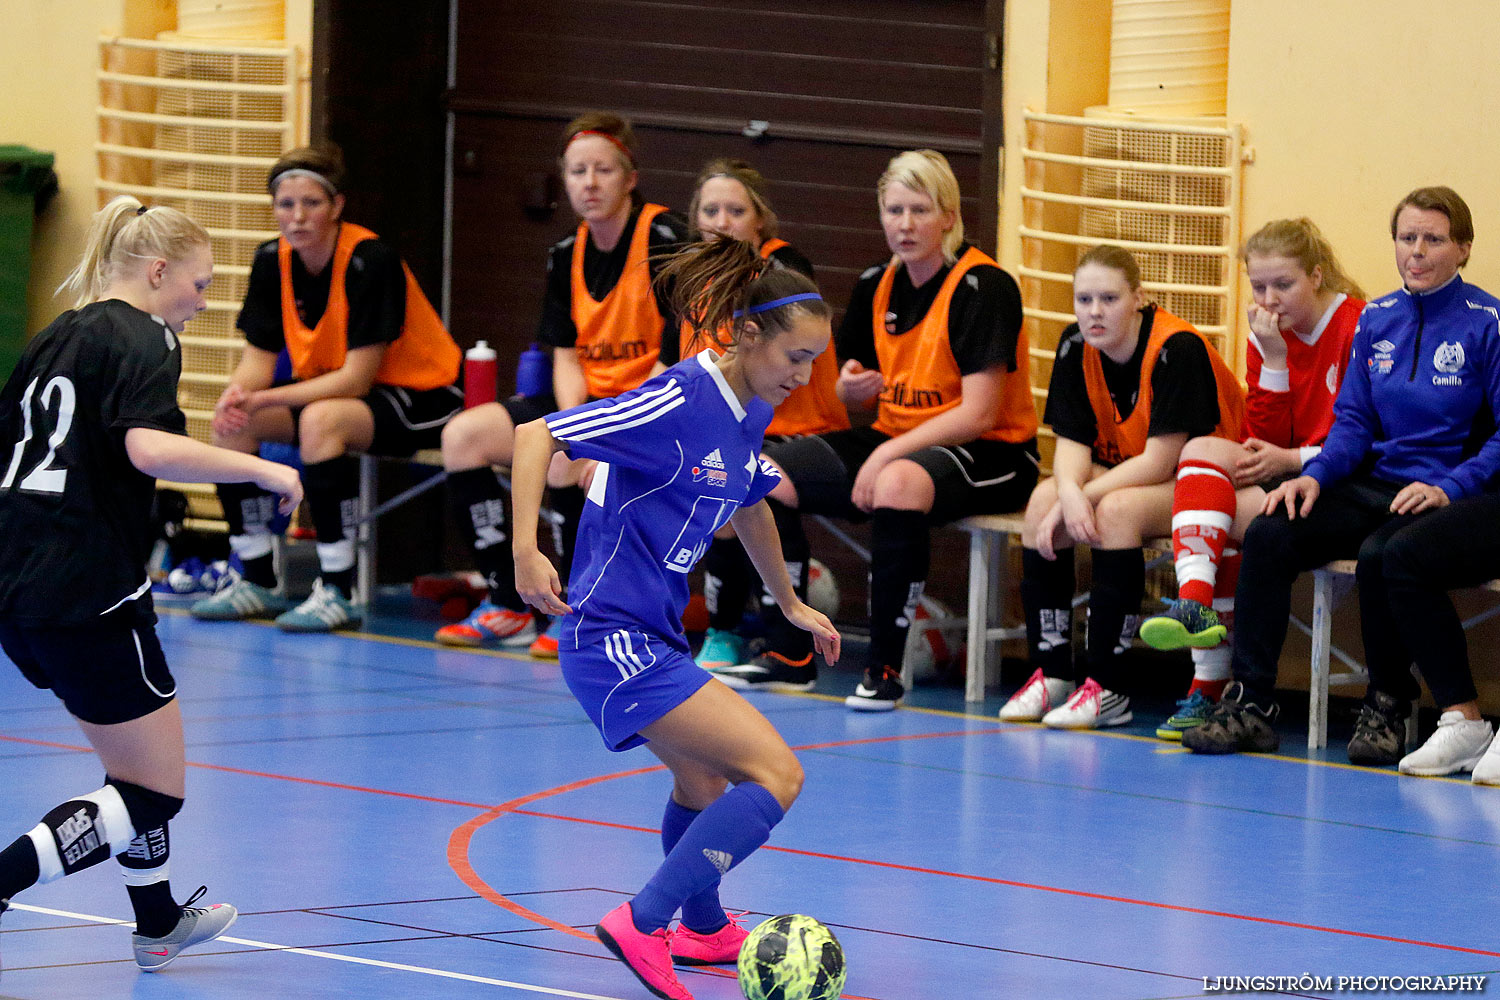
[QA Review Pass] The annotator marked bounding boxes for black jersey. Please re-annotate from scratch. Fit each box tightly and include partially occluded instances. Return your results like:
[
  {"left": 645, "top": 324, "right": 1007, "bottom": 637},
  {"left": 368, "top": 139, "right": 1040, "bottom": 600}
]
[
  {"left": 0, "top": 300, "right": 186, "bottom": 626},
  {"left": 1044, "top": 306, "right": 1222, "bottom": 455},
  {"left": 237, "top": 236, "right": 407, "bottom": 354},
  {"left": 539, "top": 206, "right": 690, "bottom": 363},
  {"left": 837, "top": 242, "right": 1024, "bottom": 375}
]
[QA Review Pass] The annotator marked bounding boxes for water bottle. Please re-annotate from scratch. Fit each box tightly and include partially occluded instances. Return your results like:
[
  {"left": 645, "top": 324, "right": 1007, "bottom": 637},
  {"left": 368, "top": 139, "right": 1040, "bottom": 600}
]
[
  {"left": 464, "top": 340, "right": 498, "bottom": 408},
  {"left": 515, "top": 342, "right": 552, "bottom": 398}
]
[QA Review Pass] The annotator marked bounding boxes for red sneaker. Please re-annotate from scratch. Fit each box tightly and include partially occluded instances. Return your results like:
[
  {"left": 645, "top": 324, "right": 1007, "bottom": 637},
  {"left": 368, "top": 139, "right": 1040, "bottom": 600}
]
[
  {"left": 528, "top": 620, "right": 561, "bottom": 659},
  {"left": 669, "top": 911, "right": 747, "bottom": 965},
  {"left": 594, "top": 902, "right": 693, "bottom": 1000},
  {"left": 434, "top": 601, "right": 536, "bottom": 648}
]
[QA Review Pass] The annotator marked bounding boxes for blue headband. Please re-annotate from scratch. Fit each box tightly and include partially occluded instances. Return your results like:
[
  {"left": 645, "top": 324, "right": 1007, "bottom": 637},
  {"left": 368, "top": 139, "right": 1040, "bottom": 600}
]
[{"left": 733, "top": 292, "right": 824, "bottom": 319}]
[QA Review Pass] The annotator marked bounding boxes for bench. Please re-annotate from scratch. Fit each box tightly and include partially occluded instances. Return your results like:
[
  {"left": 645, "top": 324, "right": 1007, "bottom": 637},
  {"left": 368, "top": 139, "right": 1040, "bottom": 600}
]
[
  {"left": 354, "top": 449, "right": 447, "bottom": 605},
  {"left": 955, "top": 517, "right": 1500, "bottom": 747},
  {"left": 951, "top": 515, "right": 1177, "bottom": 705},
  {"left": 1302, "top": 561, "right": 1500, "bottom": 749}
]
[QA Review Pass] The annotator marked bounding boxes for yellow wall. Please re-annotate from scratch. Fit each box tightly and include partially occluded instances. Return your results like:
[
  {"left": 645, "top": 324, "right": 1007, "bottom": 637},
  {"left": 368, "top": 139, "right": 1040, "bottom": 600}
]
[
  {"left": 4, "top": 1, "right": 135, "bottom": 333},
  {"left": 4, "top": 0, "right": 310, "bottom": 338},
  {"left": 1227, "top": 0, "right": 1500, "bottom": 298},
  {"left": 1003, "top": 0, "right": 1500, "bottom": 329}
]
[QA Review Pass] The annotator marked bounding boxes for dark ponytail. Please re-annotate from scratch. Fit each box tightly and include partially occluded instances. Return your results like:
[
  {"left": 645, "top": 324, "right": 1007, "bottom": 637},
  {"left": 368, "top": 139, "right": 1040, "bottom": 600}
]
[{"left": 657, "top": 236, "right": 829, "bottom": 351}]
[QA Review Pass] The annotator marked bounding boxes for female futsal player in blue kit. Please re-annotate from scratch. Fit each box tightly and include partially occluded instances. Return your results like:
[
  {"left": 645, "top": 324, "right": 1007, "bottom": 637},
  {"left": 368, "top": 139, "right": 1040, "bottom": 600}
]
[{"left": 510, "top": 236, "right": 840, "bottom": 1000}]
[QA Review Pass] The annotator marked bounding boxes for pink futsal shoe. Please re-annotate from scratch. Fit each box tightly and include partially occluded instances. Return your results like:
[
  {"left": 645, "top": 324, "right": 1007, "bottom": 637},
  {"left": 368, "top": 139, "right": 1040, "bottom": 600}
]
[
  {"left": 670, "top": 911, "right": 748, "bottom": 965},
  {"left": 595, "top": 901, "right": 694, "bottom": 1000}
]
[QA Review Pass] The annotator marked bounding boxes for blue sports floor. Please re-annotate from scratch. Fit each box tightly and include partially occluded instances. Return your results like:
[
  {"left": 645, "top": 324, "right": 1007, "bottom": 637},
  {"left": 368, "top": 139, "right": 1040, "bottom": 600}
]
[{"left": 1, "top": 599, "right": 1497, "bottom": 999}]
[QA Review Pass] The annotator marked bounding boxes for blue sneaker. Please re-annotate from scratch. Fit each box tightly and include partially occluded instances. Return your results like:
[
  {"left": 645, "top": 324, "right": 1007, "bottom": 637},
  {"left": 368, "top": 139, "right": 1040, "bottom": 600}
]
[
  {"left": 1140, "top": 598, "right": 1226, "bottom": 651},
  {"left": 274, "top": 579, "right": 361, "bottom": 633},
  {"left": 694, "top": 628, "right": 747, "bottom": 670},
  {"left": 1156, "top": 690, "right": 1216, "bottom": 741}
]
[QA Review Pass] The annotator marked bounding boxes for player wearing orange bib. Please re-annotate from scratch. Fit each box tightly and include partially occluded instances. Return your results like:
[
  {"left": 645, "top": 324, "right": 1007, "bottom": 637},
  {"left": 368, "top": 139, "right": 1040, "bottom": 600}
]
[
  {"left": 436, "top": 113, "right": 688, "bottom": 654},
  {"left": 192, "top": 143, "right": 461, "bottom": 633},
  {"left": 678, "top": 160, "right": 850, "bottom": 673},
  {"left": 709, "top": 150, "right": 1039, "bottom": 710},
  {"left": 1000, "top": 244, "right": 1244, "bottom": 730}
]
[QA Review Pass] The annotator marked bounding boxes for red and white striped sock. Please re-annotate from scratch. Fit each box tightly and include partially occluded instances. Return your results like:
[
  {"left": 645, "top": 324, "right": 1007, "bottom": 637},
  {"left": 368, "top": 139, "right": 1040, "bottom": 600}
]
[{"left": 1171, "top": 460, "right": 1237, "bottom": 608}]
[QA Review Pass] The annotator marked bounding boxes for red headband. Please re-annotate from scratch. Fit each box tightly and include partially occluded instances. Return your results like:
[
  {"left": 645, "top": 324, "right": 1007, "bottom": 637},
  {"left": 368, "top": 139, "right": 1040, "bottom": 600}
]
[{"left": 568, "top": 130, "right": 636, "bottom": 168}]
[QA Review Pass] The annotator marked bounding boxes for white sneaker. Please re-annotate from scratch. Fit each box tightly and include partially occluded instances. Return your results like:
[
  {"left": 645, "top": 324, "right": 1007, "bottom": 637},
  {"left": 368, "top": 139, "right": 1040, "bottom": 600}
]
[
  {"left": 1042, "top": 677, "right": 1132, "bottom": 729},
  {"left": 1398, "top": 712, "right": 1493, "bottom": 776},
  {"left": 1472, "top": 731, "right": 1500, "bottom": 785},
  {"left": 998, "top": 668, "right": 1075, "bottom": 721}
]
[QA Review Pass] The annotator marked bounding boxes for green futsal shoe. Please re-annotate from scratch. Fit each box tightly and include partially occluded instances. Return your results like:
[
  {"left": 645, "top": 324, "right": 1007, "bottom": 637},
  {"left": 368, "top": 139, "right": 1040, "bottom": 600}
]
[{"left": 1140, "top": 598, "right": 1226, "bottom": 651}]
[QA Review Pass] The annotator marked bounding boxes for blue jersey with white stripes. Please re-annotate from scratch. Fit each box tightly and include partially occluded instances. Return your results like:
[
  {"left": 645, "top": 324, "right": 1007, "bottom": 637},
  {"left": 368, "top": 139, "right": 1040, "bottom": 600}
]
[{"left": 545, "top": 350, "right": 782, "bottom": 655}]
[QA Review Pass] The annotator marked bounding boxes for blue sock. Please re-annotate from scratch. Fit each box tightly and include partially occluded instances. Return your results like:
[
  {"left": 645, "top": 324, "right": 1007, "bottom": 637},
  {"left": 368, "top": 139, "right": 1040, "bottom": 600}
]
[
  {"left": 662, "top": 798, "right": 727, "bottom": 934},
  {"left": 632, "top": 783, "right": 784, "bottom": 933}
]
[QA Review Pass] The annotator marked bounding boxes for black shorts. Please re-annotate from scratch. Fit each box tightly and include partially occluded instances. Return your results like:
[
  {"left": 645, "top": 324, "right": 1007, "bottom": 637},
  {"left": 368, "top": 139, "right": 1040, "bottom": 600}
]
[
  {"left": 765, "top": 426, "right": 1039, "bottom": 525},
  {"left": 0, "top": 620, "right": 176, "bottom": 725},
  {"left": 285, "top": 382, "right": 464, "bottom": 458},
  {"left": 364, "top": 383, "right": 465, "bottom": 456},
  {"left": 502, "top": 392, "right": 559, "bottom": 428}
]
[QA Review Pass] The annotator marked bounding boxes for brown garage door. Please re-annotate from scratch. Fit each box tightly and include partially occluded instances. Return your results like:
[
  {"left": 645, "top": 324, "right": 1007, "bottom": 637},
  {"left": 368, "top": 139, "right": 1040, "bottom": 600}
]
[{"left": 448, "top": 0, "right": 1005, "bottom": 378}]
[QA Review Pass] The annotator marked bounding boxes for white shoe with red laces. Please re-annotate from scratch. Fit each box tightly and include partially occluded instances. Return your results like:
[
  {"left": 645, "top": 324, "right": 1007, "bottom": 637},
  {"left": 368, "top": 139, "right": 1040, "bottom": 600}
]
[
  {"left": 1041, "top": 677, "right": 1132, "bottom": 729},
  {"left": 998, "top": 668, "right": 1075, "bottom": 722}
]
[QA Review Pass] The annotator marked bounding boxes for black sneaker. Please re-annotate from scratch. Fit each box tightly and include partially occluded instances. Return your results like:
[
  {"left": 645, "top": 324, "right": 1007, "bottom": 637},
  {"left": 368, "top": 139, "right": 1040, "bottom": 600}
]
[
  {"left": 845, "top": 666, "right": 904, "bottom": 712},
  {"left": 1347, "top": 691, "right": 1406, "bottom": 766},
  {"left": 1181, "top": 682, "right": 1280, "bottom": 754},
  {"left": 1, "top": 896, "right": 8, "bottom": 977},
  {"left": 709, "top": 649, "right": 816, "bottom": 692}
]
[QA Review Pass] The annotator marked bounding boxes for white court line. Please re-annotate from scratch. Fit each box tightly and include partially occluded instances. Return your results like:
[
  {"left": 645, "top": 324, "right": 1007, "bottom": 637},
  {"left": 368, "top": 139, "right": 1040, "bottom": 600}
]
[{"left": 9, "top": 902, "right": 629, "bottom": 1000}]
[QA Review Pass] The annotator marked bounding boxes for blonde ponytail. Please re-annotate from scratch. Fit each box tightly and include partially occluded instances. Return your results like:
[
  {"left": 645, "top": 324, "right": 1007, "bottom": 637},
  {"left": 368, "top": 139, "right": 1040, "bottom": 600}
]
[{"left": 57, "top": 196, "right": 209, "bottom": 308}]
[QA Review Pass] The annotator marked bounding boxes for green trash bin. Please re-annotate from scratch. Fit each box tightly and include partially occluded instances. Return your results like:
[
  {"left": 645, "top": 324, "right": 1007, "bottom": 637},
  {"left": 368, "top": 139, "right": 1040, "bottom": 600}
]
[{"left": 0, "top": 145, "right": 59, "bottom": 381}]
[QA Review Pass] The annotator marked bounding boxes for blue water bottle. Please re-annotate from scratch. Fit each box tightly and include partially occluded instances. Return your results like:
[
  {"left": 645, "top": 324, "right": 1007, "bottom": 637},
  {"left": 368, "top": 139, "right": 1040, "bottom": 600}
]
[{"left": 515, "top": 342, "right": 552, "bottom": 398}]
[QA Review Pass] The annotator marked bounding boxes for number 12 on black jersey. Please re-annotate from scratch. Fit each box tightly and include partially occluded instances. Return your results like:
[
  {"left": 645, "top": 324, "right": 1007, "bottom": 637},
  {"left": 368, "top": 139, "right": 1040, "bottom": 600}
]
[{"left": 2, "top": 375, "right": 77, "bottom": 495}]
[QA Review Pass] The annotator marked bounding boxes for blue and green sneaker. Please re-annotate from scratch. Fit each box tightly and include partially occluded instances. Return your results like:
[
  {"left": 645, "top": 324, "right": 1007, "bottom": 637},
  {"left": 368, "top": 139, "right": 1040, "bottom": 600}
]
[
  {"left": 1140, "top": 598, "right": 1226, "bottom": 651},
  {"left": 1156, "top": 689, "right": 1216, "bottom": 740}
]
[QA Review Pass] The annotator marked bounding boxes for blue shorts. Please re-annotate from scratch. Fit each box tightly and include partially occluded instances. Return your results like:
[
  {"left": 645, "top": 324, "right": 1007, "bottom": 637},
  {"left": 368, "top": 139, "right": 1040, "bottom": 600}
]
[{"left": 560, "top": 626, "right": 712, "bottom": 751}]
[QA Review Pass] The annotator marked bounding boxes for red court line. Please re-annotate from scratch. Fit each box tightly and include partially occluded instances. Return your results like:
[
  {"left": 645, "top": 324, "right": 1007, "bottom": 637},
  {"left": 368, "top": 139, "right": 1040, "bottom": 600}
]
[
  {"left": 442, "top": 730, "right": 974, "bottom": 947},
  {"left": 9, "top": 729, "right": 1498, "bottom": 964}
]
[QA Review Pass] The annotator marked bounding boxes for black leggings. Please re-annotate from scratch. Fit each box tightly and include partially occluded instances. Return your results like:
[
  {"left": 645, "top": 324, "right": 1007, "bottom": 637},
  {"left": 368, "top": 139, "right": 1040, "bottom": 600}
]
[
  {"left": 1377, "top": 492, "right": 1500, "bottom": 708},
  {"left": 1230, "top": 475, "right": 1416, "bottom": 705}
]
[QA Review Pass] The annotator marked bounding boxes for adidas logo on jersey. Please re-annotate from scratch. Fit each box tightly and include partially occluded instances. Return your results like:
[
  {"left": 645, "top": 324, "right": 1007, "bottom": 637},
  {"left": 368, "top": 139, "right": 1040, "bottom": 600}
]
[{"left": 693, "top": 448, "right": 728, "bottom": 487}]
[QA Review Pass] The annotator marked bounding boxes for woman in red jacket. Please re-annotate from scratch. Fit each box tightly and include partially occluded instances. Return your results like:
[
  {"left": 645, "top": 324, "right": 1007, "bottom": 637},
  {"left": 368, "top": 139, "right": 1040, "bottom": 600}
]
[{"left": 1139, "top": 219, "right": 1365, "bottom": 740}]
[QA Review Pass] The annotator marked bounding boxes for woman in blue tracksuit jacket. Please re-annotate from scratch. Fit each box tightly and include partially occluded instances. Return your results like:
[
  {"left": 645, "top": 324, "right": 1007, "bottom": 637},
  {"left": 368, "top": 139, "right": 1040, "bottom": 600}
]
[{"left": 1181, "top": 186, "right": 1500, "bottom": 764}]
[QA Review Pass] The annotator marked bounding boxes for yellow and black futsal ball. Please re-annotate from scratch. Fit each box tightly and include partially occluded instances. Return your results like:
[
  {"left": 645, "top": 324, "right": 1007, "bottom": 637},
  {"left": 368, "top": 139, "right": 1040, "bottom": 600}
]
[{"left": 737, "top": 913, "right": 846, "bottom": 1000}]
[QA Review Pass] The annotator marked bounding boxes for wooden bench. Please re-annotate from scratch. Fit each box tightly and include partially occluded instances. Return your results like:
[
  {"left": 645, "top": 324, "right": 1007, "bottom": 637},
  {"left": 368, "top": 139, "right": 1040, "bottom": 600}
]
[
  {"left": 949, "top": 513, "right": 1029, "bottom": 703},
  {"left": 1303, "top": 560, "right": 1500, "bottom": 749},
  {"left": 949, "top": 514, "right": 1177, "bottom": 705},
  {"left": 954, "top": 518, "right": 1500, "bottom": 747}
]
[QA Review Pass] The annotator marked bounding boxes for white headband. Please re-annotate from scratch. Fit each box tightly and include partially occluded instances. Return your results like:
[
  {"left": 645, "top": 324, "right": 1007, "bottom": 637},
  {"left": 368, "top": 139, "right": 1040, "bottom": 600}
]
[{"left": 270, "top": 167, "right": 338, "bottom": 197}]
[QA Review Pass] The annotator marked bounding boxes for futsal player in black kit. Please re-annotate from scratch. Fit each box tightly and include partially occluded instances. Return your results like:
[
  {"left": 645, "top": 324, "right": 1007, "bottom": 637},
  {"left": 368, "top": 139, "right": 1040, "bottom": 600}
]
[{"left": 0, "top": 197, "right": 301, "bottom": 973}]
